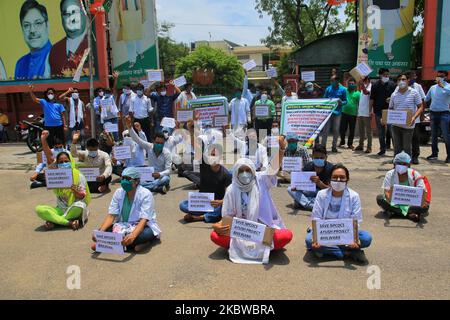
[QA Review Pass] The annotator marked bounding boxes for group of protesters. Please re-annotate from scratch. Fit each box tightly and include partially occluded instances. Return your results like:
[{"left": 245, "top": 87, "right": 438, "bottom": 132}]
[{"left": 24, "top": 65, "right": 446, "bottom": 264}]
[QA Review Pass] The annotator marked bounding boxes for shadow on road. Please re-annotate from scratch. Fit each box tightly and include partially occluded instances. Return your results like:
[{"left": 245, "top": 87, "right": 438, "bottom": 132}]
[
  {"left": 302, "top": 251, "right": 359, "bottom": 270},
  {"left": 90, "top": 239, "right": 162, "bottom": 263},
  {"left": 374, "top": 210, "right": 428, "bottom": 229}
]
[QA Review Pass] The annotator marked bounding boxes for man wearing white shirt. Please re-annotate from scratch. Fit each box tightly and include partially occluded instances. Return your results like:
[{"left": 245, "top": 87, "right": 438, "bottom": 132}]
[
  {"left": 119, "top": 82, "right": 135, "bottom": 130},
  {"left": 409, "top": 71, "right": 426, "bottom": 164},
  {"left": 355, "top": 77, "right": 373, "bottom": 153},
  {"left": 129, "top": 83, "right": 153, "bottom": 142},
  {"left": 229, "top": 88, "right": 250, "bottom": 143}
]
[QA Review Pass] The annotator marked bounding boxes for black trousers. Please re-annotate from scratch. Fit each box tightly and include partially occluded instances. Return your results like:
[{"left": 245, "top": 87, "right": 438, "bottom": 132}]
[
  {"left": 44, "top": 125, "right": 65, "bottom": 148},
  {"left": 412, "top": 126, "right": 421, "bottom": 160},
  {"left": 88, "top": 176, "right": 112, "bottom": 193},
  {"left": 135, "top": 117, "right": 152, "bottom": 142},
  {"left": 339, "top": 113, "right": 357, "bottom": 147},
  {"left": 376, "top": 195, "right": 428, "bottom": 216},
  {"left": 255, "top": 118, "right": 273, "bottom": 140}
]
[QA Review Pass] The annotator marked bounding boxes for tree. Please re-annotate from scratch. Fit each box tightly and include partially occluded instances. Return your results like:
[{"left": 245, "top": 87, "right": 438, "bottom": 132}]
[
  {"left": 175, "top": 46, "right": 244, "bottom": 97},
  {"left": 255, "top": 0, "right": 347, "bottom": 47},
  {"left": 158, "top": 22, "right": 190, "bottom": 78}
]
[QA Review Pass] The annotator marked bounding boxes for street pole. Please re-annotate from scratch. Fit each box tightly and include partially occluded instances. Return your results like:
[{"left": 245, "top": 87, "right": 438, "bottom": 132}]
[{"left": 87, "top": 2, "right": 96, "bottom": 138}]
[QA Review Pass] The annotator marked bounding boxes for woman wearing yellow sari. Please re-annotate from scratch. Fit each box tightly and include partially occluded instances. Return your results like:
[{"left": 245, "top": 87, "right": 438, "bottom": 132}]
[{"left": 35, "top": 130, "right": 91, "bottom": 230}]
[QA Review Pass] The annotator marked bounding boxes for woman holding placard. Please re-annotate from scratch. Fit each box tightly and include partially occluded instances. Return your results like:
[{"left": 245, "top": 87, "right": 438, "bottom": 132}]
[
  {"left": 306, "top": 164, "right": 372, "bottom": 264},
  {"left": 376, "top": 151, "right": 430, "bottom": 223},
  {"left": 210, "top": 158, "right": 293, "bottom": 263},
  {"left": 35, "top": 131, "right": 91, "bottom": 231}
]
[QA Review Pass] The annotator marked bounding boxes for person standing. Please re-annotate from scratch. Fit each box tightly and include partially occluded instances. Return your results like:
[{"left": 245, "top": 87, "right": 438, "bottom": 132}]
[
  {"left": 318, "top": 75, "right": 347, "bottom": 153},
  {"left": 29, "top": 85, "right": 68, "bottom": 148},
  {"left": 0, "top": 108, "right": 9, "bottom": 143},
  {"left": 175, "top": 82, "right": 197, "bottom": 110},
  {"left": 229, "top": 88, "right": 251, "bottom": 142},
  {"left": 298, "top": 82, "right": 323, "bottom": 99},
  {"left": 149, "top": 82, "right": 181, "bottom": 134},
  {"left": 339, "top": 78, "right": 360, "bottom": 150},
  {"left": 407, "top": 71, "right": 426, "bottom": 164},
  {"left": 254, "top": 90, "right": 276, "bottom": 140},
  {"left": 389, "top": 73, "right": 424, "bottom": 157},
  {"left": 59, "top": 87, "right": 89, "bottom": 146},
  {"left": 370, "top": 68, "right": 396, "bottom": 156},
  {"left": 119, "top": 82, "right": 135, "bottom": 131},
  {"left": 425, "top": 70, "right": 450, "bottom": 163},
  {"left": 355, "top": 77, "right": 373, "bottom": 153},
  {"left": 129, "top": 83, "right": 153, "bottom": 141}
]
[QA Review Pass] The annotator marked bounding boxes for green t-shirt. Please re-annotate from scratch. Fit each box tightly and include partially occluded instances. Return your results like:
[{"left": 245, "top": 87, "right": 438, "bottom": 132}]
[
  {"left": 121, "top": 196, "right": 133, "bottom": 223},
  {"left": 342, "top": 90, "right": 361, "bottom": 116},
  {"left": 254, "top": 99, "right": 276, "bottom": 120},
  {"left": 385, "top": 180, "right": 410, "bottom": 216}
]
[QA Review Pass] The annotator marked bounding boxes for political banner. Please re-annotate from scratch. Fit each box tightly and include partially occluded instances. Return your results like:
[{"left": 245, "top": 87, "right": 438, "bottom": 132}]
[
  {"left": 357, "top": 0, "right": 416, "bottom": 77},
  {"left": 280, "top": 99, "right": 338, "bottom": 148},
  {"left": 188, "top": 96, "right": 228, "bottom": 126}
]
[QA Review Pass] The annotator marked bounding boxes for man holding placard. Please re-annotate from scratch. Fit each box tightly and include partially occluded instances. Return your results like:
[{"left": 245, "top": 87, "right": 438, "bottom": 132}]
[
  {"left": 149, "top": 81, "right": 181, "bottom": 134},
  {"left": 229, "top": 87, "right": 251, "bottom": 143},
  {"left": 376, "top": 152, "right": 430, "bottom": 223},
  {"left": 288, "top": 145, "right": 333, "bottom": 211},
  {"left": 388, "top": 73, "right": 424, "bottom": 157},
  {"left": 71, "top": 132, "right": 113, "bottom": 194},
  {"left": 254, "top": 90, "right": 276, "bottom": 140},
  {"left": 176, "top": 82, "right": 197, "bottom": 110},
  {"left": 306, "top": 164, "right": 372, "bottom": 264},
  {"left": 129, "top": 83, "right": 154, "bottom": 142},
  {"left": 278, "top": 132, "right": 311, "bottom": 183}
]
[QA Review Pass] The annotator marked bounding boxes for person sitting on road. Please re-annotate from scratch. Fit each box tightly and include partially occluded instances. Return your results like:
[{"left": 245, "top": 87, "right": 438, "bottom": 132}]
[
  {"left": 91, "top": 167, "right": 161, "bottom": 253},
  {"left": 305, "top": 164, "right": 372, "bottom": 264},
  {"left": 35, "top": 131, "right": 91, "bottom": 231},
  {"left": 287, "top": 144, "right": 333, "bottom": 211},
  {"left": 210, "top": 158, "right": 293, "bottom": 255},
  {"left": 125, "top": 115, "right": 172, "bottom": 194},
  {"left": 30, "top": 137, "right": 67, "bottom": 189},
  {"left": 376, "top": 151, "right": 430, "bottom": 223},
  {"left": 230, "top": 127, "right": 269, "bottom": 172},
  {"left": 179, "top": 145, "right": 232, "bottom": 224},
  {"left": 277, "top": 132, "right": 311, "bottom": 183},
  {"left": 70, "top": 131, "right": 113, "bottom": 194}
]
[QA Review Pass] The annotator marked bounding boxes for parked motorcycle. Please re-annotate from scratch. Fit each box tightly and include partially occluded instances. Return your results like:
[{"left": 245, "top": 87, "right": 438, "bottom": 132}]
[
  {"left": 15, "top": 114, "right": 44, "bottom": 153},
  {"left": 416, "top": 108, "right": 432, "bottom": 145}
]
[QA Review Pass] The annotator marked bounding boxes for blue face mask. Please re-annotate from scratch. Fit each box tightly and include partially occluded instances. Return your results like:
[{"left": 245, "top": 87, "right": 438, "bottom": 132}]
[
  {"left": 88, "top": 151, "right": 98, "bottom": 158},
  {"left": 313, "top": 159, "right": 325, "bottom": 167},
  {"left": 58, "top": 162, "right": 72, "bottom": 169}
]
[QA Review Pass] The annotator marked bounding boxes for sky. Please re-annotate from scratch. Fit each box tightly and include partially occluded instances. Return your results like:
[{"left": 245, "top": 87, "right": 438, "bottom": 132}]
[{"left": 156, "top": 0, "right": 350, "bottom": 46}]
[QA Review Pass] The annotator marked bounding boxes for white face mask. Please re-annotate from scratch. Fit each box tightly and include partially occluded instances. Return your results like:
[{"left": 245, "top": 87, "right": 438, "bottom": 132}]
[
  {"left": 261, "top": 94, "right": 268, "bottom": 102},
  {"left": 238, "top": 172, "right": 253, "bottom": 185},
  {"left": 137, "top": 90, "right": 144, "bottom": 96},
  {"left": 88, "top": 150, "right": 98, "bottom": 158},
  {"left": 123, "top": 89, "right": 130, "bottom": 95},
  {"left": 72, "top": 93, "right": 79, "bottom": 99},
  {"left": 381, "top": 77, "right": 390, "bottom": 83},
  {"left": 398, "top": 81, "right": 408, "bottom": 89},
  {"left": 161, "top": 91, "right": 167, "bottom": 96},
  {"left": 330, "top": 181, "right": 347, "bottom": 192},
  {"left": 271, "top": 128, "right": 279, "bottom": 136},
  {"left": 436, "top": 77, "right": 445, "bottom": 83},
  {"left": 395, "top": 165, "right": 408, "bottom": 175},
  {"left": 47, "top": 94, "right": 55, "bottom": 101}
]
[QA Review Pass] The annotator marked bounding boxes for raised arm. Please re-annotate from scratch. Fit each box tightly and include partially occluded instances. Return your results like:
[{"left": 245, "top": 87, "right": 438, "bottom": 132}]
[
  {"left": 126, "top": 115, "right": 153, "bottom": 151},
  {"left": 40, "top": 130, "right": 54, "bottom": 165},
  {"left": 28, "top": 84, "right": 41, "bottom": 104},
  {"left": 58, "top": 87, "right": 73, "bottom": 101}
]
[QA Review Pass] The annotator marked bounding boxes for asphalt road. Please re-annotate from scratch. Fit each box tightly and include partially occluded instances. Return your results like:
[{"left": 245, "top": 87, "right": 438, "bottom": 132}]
[{"left": 0, "top": 143, "right": 449, "bottom": 300}]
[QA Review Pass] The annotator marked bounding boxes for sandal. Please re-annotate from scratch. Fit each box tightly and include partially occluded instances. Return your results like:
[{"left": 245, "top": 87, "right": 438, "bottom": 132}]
[
  {"left": 68, "top": 220, "right": 80, "bottom": 231},
  {"left": 407, "top": 213, "right": 420, "bottom": 223},
  {"left": 44, "top": 221, "right": 55, "bottom": 230}
]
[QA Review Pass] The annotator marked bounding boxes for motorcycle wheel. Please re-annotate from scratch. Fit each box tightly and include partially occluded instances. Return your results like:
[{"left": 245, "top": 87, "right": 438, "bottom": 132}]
[{"left": 27, "top": 129, "right": 42, "bottom": 153}]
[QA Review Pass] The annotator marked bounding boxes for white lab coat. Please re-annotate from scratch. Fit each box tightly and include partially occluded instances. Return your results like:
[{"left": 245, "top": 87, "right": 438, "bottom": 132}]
[
  {"left": 229, "top": 98, "right": 250, "bottom": 127},
  {"left": 312, "top": 187, "right": 362, "bottom": 223},
  {"left": 108, "top": 185, "right": 161, "bottom": 238}
]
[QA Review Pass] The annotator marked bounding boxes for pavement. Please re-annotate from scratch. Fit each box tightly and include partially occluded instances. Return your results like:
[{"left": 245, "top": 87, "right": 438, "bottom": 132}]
[{"left": 0, "top": 140, "right": 449, "bottom": 300}]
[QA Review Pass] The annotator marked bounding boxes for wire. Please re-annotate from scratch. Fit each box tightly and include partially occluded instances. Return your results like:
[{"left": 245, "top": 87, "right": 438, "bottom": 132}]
[{"left": 169, "top": 23, "right": 270, "bottom": 28}]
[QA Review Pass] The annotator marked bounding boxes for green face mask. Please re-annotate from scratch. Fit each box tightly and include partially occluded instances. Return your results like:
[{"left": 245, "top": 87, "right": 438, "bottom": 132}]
[
  {"left": 287, "top": 142, "right": 297, "bottom": 152},
  {"left": 121, "top": 179, "right": 134, "bottom": 192},
  {"left": 348, "top": 84, "right": 357, "bottom": 90},
  {"left": 154, "top": 143, "right": 164, "bottom": 153}
]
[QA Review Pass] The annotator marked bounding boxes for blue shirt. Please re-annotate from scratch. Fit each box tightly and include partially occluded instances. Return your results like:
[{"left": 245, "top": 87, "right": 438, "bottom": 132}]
[
  {"left": 15, "top": 41, "right": 51, "bottom": 80},
  {"left": 150, "top": 92, "right": 180, "bottom": 119},
  {"left": 93, "top": 96, "right": 102, "bottom": 115},
  {"left": 40, "top": 99, "right": 65, "bottom": 127},
  {"left": 324, "top": 85, "right": 347, "bottom": 115},
  {"left": 426, "top": 82, "right": 450, "bottom": 112}
]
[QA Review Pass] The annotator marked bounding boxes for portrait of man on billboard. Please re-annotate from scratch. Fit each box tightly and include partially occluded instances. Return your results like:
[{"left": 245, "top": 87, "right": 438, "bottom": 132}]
[
  {"left": 371, "top": 0, "right": 409, "bottom": 61},
  {"left": 49, "top": 0, "right": 87, "bottom": 77},
  {"left": 15, "top": 0, "right": 52, "bottom": 80},
  {"left": 115, "top": 0, "right": 146, "bottom": 68}
]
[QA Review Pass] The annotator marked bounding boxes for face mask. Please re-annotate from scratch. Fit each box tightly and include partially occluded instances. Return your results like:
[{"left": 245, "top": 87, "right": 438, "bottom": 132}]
[
  {"left": 261, "top": 94, "right": 268, "bottom": 102},
  {"left": 287, "top": 142, "right": 297, "bottom": 152},
  {"left": 330, "top": 181, "right": 347, "bottom": 192},
  {"left": 395, "top": 165, "right": 408, "bottom": 175},
  {"left": 47, "top": 94, "right": 55, "bottom": 101},
  {"left": 153, "top": 143, "right": 164, "bottom": 153},
  {"left": 137, "top": 90, "right": 143, "bottom": 96},
  {"left": 121, "top": 179, "right": 134, "bottom": 192},
  {"left": 348, "top": 84, "right": 357, "bottom": 90},
  {"left": 72, "top": 93, "right": 79, "bottom": 99},
  {"left": 234, "top": 93, "right": 242, "bottom": 100},
  {"left": 209, "top": 156, "right": 221, "bottom": 166},
  {"left": 381, "top": 77, "right": 389, "bottom": 83},
  {"left": 271, "top": 128, "right": 279, "bottom": 136},
  {"left": 238, "top": 172, "right": 253, "bottom": 185},
  {"left": 88, "top": 150, "right": 98, "bottom": 158},
  {"left": 54, "top": 147, "right": 64, "bottom": 153},
  {"left": 123, "top": 89, "right": 130, "bottom": 95},
  {"left": 398, "top": 81, "right": 408, "bottom": 89},
  {"left": 331, "top": 81, "right": 339, "bottom": 87},
  {"left": 313, "top": 159, "right": 325, "bottom": 167},
  {"left": 160, "top": 91, "right": 167, "bottom": 96},
  {"left": 436, "top": 77, "right": 445, "bottom": 83},
  {"left": 58, "top": 162, "right": 72, "bottom": 169}
]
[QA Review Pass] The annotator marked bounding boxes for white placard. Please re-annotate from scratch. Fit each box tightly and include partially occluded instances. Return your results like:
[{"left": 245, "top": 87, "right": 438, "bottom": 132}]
[
  {"left": 161, "top": 117, "right": 176, "bottom": 129},
  {"left": 45, "top": 168, "right": 73, "bottom": 189},
  {"left": 356, "top": 62, "right": 373, "bottom": 77},
  {"left": 188, "top": 192, "right": 215, "bottom": 212},
  {"left": 314, "top": 219, "right": 356, "bottom": 246},
  {"left": 214, "top": 115, "right": 229, "bottom": 127},
  {"left": 243, "top": 59, "right": 257, "bottom": 71},
  {"left": 173, "top": 75, "right": 187, "bottom": 87},
  {"left": 391, "top": 185, "right": 424, "bottom": 207},
  {"left": 193, "top": 160, "right": 200, "bottom": 173},
  {"left": 78, "top": 167, "right": 101, "bottom": 182},
  {"left": 103, "top": 122, "right": 119, "bottom": 133},
  {"left": 230, "top": 217, "right": 267, "bottom": 244},
  {"left": 147, "top": 70, "right": 163, "bottom": 82},
  {"left": 267, "top": 136, "right": 280, "bottom": 148},
  {"left": 140, "top": 80, "right": 151, "bottom": 89},
  {"left": 113, "top": 146, "right": 132, "bottom": 160},
  {"left": 93, "top": 231, "right": 125, "bottom": 255},
  {"left": 266, "top": 67, "right": 278, "bottom": 79},
  {"left": 301, "top": 71, "right": 316, "bottom": 82},
  {"left": 282, "top": 157, "right": 302, "bottom": 172},
  {"left": 177, "top": 110, "right": 193, "bottom": 122},
  {"left": 134, "top": 167, "right": 155, "bottom": 182},
  {"left": 387, "top": 110, "right": 408, "bottom": 125},
  {"left": 255, "top": 105, "right": 269, "bottom": 118},
  {"left": 290, "top": 172, "right": 316, "bottom": 192}
]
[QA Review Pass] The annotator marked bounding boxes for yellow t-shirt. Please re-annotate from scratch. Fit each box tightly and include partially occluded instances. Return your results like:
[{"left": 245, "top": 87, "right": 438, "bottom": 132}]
[{"left": 0, "top": 113, "right": 9, "bottom": 126}]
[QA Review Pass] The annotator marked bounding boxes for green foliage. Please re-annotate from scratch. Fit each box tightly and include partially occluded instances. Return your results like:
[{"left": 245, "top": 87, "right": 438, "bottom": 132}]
[
  {"left": 158, "top": 22, "right": 190, "bottom": 78},
  {"left": 175, "top": 46, "right": 245, "bottom": 97}
]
